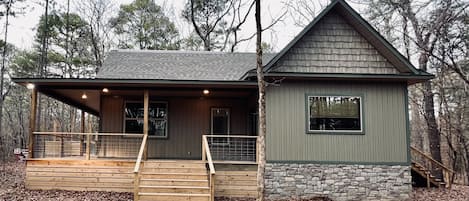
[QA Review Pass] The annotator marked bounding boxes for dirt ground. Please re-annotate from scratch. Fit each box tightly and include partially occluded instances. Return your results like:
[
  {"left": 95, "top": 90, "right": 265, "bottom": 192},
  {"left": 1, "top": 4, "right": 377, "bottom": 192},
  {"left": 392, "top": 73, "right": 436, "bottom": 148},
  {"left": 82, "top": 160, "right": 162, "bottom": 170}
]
[{"left": 1, "top": 161, "right": 468, "bottom": 201}]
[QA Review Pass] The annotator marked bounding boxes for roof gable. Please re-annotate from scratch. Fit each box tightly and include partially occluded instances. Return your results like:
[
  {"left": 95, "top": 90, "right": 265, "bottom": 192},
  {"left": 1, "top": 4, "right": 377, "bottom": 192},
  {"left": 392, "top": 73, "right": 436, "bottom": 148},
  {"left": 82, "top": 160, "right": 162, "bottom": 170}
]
[{"left": 263, "top": 0, "right": 422, "bottom": 75}]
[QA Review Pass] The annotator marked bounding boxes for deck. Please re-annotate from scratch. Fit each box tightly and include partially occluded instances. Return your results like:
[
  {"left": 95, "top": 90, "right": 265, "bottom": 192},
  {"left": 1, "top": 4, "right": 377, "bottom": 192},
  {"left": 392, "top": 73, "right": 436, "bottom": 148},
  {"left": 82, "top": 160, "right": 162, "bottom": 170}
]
[
  {"left": 26, "top": 133, "right": 258, "bottom": 200},
  {"left": 26, "top": 159, "right": 257, "bottom": 199}
]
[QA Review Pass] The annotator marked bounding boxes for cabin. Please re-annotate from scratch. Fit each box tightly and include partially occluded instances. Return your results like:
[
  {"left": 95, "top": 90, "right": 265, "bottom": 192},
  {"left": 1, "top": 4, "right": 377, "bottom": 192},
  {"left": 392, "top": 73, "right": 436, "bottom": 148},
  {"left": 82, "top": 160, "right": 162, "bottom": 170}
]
[{"left": 13, "top": 0, "right": 443, "bottom": 200}]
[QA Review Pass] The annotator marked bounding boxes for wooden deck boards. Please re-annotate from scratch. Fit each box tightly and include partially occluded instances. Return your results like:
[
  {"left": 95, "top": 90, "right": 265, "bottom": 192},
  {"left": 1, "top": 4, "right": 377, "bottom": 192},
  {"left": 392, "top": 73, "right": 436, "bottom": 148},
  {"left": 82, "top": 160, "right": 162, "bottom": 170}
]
[{"left": 26, "top": 159, "right": 257, "bottom": 198}]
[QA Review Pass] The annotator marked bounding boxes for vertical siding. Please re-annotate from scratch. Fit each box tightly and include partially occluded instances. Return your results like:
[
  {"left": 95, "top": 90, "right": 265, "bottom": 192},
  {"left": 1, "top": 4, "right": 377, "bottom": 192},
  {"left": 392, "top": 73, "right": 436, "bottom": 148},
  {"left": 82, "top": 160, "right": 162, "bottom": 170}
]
[
  {"left": 100, "top": 96, "right": 140, "bottom": 158},
  {"left": 271, "top": 12, "right": 399, "bottom": 74},
  {"left": 266, "top": 81, "right": 408, "bottom": 163},
  {"left": 100, "top": 95, "right": 251, "bottom": 159}
]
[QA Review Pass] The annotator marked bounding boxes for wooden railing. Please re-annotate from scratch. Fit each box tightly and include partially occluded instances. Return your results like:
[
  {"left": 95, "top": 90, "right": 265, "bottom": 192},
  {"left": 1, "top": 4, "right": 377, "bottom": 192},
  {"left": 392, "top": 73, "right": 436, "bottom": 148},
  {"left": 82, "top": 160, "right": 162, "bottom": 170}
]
[
  {"left": 410, "top": 146, "right": 455, "bottom": 188},
  {"left": 133, "top": 134, "right": 148, "bottom": 201},
  {"left": 202, "top": 135, "right": 216, "bottom": 201},
  {"left": 32, "top": 132, "right": 144, "bottom": 159}
]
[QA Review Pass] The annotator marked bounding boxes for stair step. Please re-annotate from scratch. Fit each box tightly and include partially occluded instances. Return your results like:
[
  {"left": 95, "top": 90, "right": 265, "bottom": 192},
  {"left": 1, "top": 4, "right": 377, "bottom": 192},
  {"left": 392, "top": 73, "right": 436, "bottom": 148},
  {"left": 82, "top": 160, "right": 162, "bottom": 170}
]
[
  {"left": 140, "top": 185, "right": 209, "bottom": 189},
  {"left": 140, "top": 172, "right": 208, "bottom": 180},
  {"left": 140, "top": 178, "right": 208, "bottom": 186},
  {"left": 144, "top": 163, "right": 206, "bottom": 169},
  {"left": 142, "top": 168, "right": 207, "bottom": 174},
  {"left": 139, "top": 186, "right": 210, "bottom": 193},
  {"left": 138, "top": 192, "right": 210, "bottom": 201}
]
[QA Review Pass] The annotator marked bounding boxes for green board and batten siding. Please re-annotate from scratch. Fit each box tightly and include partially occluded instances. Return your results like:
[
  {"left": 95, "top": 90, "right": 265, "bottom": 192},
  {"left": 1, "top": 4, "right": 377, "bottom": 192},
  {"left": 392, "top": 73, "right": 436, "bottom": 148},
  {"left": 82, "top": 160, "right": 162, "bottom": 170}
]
[{"left": 266, "top": 81, "right": 408, "bottom": 164}]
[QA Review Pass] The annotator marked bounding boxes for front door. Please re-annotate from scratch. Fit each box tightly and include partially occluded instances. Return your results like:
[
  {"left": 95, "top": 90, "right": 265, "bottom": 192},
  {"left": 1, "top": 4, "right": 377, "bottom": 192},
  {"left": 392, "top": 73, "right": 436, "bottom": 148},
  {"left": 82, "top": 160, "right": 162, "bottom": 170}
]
[{"left": 211, "top": 108, "right": 230, "bottom": 135}]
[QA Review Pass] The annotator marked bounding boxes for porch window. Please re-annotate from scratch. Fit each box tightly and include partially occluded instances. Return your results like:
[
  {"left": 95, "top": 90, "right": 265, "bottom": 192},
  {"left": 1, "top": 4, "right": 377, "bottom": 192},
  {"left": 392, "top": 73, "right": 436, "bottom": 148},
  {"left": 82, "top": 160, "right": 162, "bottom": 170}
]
[
  {"left": 124, "top": 101, "right": 168, "bottom": 137},
  {"left": 307, "top": 95, "right": 363, "bottom": 133}
]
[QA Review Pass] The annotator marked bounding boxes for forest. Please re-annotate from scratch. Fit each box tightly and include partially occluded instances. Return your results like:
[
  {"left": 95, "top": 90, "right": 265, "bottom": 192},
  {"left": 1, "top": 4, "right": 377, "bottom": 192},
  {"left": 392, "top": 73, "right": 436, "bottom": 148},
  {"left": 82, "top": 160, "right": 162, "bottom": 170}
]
[{"left": 0, "top": 0, "right": 468, "bottom": 188}]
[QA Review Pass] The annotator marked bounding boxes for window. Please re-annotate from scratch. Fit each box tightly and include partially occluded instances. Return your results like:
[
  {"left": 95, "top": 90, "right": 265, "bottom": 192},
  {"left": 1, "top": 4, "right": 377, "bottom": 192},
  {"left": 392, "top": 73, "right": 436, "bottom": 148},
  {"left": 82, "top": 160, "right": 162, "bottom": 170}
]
[
  {"left": 307, "top": 95, "right": 363, "bottom": 133},
  {"left": 211, "top": 108, "right": 230, "bottom": 135},
  {"left": 124, "top": 101, "right": 168, "bottom": 137},
  {"left": 211, "top": 108, "right": 230, "bottom": 145}
]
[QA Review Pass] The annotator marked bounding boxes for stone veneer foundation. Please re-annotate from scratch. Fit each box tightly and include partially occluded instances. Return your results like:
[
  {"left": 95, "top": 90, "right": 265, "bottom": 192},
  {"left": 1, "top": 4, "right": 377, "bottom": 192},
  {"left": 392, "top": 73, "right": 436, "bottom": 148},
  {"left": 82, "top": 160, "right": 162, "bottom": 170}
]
[{"left": 265, "top": 163, "right": 411, "bottom": 201}]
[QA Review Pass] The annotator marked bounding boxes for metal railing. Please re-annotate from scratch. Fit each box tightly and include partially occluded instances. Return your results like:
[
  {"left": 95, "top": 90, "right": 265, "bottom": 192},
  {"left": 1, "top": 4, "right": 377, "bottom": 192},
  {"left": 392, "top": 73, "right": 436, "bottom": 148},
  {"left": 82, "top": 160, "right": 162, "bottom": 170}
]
[
  {"left": 32, "top": 132, "right": 144, "bottom": 159},
  {"left": 411, "top": 146, "right": 455, "bottom": 188},
  {"left": 202, "top": 135, "right": 215, "bottom": 201},
  {"left": 204, "top": 135, "right": 258, "bottom": 164}
]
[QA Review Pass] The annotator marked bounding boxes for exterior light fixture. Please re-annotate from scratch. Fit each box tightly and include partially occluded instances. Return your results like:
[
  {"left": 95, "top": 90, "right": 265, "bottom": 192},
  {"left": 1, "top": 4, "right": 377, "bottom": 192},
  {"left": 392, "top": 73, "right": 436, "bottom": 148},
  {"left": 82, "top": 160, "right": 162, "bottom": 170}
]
[
  {"left": 81, "top": 93, "right": 88, "bottom": 100},
  {"left": 102, "top": 88, "right": 109, "bottom": 93},
  {"left": 203, "top": 89, "right": 210, "bottom": 95},
  {"left": 26, "top": 83, "right": 35, "bottom": 90}
]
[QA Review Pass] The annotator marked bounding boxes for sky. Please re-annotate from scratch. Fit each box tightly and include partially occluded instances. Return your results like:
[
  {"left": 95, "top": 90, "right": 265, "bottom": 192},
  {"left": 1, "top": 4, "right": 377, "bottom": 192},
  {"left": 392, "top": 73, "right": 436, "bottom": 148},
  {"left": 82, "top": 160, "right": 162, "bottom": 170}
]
[{"left": 3, "top": 0, "right": 362, "bottom": 52}]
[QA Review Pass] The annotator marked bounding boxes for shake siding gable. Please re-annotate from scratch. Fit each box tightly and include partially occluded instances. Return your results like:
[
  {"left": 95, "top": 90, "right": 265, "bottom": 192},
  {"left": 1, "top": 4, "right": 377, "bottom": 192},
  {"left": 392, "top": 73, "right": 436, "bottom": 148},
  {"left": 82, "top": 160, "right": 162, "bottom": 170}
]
[{"left": 271, "top": 12, "right": 399, "bottom": 74}]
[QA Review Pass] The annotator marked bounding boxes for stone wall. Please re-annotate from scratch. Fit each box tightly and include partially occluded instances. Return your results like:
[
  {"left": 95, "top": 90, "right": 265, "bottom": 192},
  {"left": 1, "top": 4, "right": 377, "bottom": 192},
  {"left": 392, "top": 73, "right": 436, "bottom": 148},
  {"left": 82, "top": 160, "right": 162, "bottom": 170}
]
[{"left": 265, "top": 163, "right": 411, "bottom": 201}]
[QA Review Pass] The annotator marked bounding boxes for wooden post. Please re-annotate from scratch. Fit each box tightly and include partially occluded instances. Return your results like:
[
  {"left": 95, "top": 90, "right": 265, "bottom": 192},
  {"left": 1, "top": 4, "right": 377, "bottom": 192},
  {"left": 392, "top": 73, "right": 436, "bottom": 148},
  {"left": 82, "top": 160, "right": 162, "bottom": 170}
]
[
  {"left": 134, "top": 172, "right": 139, "bottom": 201},
  {"left": 256, "top": 136, "right": 260, "bottom": 164},
  {"left": 86, "top": 115, "right": 92, "bottom": 160},
  {"left": 28, "top": 88, "right": 37, "bottom": 159},
  {"left": 80, "top": 110, "right": 85, "bottom": 156},
  {"left": 143, "top": 90, "right": 149, "bottom": 160},
  {"left": 202, "top": 135, "right": 206, "bottom": 162},
  {"left": 426, "top": 173, "right": 430, "bottom": 188},
  {"left": 210, "top": 173, "right": 215, "bottom": 201}
]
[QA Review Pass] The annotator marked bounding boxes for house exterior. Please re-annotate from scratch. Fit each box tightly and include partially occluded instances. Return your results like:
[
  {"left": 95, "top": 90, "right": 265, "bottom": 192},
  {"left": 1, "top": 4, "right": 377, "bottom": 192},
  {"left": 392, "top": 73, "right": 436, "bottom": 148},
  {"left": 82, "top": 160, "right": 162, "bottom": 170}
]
[{"left": 13, "top": 0, "right": 435, "bottom": 200}]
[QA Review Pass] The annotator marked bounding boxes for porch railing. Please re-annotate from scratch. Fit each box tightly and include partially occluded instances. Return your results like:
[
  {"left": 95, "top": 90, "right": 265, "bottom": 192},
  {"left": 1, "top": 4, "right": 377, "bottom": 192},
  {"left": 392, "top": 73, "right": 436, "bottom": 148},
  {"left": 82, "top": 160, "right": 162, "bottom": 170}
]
[
  {"left": 32, "top": 132, "right": 144, "bottom": 160},
  {"left": 411, "top": 146, "right": 455, "bottom": 188},
  {"left": 133, "top": 134, "right": 148, "bottom": 201},
  {"left": 203, "top": 135, "right": 258, "bottom": 164},
  {"left": 202, "top": 135, "right": 215, "bottom": 201}
]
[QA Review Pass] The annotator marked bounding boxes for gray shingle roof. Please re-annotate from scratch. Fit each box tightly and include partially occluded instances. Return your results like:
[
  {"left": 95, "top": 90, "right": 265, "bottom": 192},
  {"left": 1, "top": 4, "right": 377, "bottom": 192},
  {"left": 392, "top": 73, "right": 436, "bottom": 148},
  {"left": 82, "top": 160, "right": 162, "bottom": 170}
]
[{"left": 97, "top": 50, "right": 276, "bottom": 81}]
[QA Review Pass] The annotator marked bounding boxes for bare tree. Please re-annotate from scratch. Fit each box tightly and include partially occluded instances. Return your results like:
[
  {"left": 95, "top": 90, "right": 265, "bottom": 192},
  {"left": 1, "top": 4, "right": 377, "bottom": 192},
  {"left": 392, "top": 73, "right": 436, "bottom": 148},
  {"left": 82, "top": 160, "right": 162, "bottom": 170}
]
[
  {"left": 254, "top": 0, "right": 265, "bottom": 200},
  {"left": 182, "top": 0, "right": 234, "bottom": 51},
  {"left": 283, "top": 0, "right": 330, "bottom": 27},
  {"left": 75, "top": 0, "right": 115, "bottom": 74}
]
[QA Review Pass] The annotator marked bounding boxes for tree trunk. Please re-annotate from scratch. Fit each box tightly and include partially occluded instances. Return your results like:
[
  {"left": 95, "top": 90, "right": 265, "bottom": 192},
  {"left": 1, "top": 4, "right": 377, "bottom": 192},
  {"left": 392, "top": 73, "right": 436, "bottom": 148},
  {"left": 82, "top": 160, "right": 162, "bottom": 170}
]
[
  {"left": 255, "top": 0, "right": 265, "bottom": 200},
  {"left": 0, "top": 2, "right": 11, "bottom": 174},
  {"left": 419, "top": 52, "right": 443, "bottom": 179}
]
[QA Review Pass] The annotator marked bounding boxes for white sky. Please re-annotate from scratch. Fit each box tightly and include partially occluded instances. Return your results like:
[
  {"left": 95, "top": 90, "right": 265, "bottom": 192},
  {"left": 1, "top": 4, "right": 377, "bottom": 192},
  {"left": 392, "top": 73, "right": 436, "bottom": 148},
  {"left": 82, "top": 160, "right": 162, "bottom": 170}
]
[{"left": 4, "top": 0, "right": 362, "bottom": 52}]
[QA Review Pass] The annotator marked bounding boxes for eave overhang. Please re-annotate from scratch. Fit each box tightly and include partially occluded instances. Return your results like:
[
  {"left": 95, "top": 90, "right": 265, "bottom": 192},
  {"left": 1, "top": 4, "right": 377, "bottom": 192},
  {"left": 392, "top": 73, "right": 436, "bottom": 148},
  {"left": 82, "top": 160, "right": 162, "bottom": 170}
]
[
  {"left": 12, "top": 78, "right": 258, "bottom": 116},
  {"left": 242, "top": 72, "right": 434, "bottom": 85}
]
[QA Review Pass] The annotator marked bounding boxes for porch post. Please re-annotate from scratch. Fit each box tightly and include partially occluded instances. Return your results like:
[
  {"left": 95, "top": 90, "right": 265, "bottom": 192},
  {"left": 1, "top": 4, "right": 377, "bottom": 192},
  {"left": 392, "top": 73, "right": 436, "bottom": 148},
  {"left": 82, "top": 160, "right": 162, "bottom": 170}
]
[
  {"left": 86, "top": 115, "right": 91, "bottom": 160},
  {"left": 80, "top": 110, "right": 85, "bottom": 156},
  {"left": 28, "top": 87, "right": 37, "bottom": 159},
  {"left": 143, "top": 90, "right": 149, "bottom": 160}
]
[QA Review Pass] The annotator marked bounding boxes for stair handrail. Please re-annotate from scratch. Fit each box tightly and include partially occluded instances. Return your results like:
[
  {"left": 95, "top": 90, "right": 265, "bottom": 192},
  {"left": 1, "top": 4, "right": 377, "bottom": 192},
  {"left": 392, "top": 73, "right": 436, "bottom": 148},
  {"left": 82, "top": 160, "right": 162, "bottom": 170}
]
[
  {"left": 410, "top": 146, "right": 454, "bottom": 188},
  {"left": 202, "top": 135, "right": 215, "bottom": 201},
  {"left": 133, "top": 134, "right": 148, "bottom": 201},
  {"left": 410, "top": 146, "right": 454, "bottom": 173}
]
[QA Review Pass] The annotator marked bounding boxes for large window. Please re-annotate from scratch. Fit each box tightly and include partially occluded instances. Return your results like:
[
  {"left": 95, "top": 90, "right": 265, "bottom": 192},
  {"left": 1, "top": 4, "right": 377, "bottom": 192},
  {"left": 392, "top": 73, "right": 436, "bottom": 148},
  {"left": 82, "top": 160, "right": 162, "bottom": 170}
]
[
  {"left": 307, "top": 95, "right": 363, "bottom": 133},
  {"left": 124, "top": 101, "right": 168, "bottom": 138}
]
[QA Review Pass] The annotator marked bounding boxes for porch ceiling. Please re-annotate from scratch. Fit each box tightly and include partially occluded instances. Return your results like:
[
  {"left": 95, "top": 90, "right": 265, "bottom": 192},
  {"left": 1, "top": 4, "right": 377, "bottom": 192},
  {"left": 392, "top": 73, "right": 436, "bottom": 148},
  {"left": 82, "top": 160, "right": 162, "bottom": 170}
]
[{"left": 12, "top": 78, "right": 258, "bottom": 116}]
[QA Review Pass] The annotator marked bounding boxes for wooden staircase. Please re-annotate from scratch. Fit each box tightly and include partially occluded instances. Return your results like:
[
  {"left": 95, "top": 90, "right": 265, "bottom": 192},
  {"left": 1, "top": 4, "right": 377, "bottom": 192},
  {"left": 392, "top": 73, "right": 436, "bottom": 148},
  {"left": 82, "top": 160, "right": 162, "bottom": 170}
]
[
  {"left": 410, "top": 146, "right": 454, "bottom": 188},
  {"left": 136, "top": 160, "right": 211, "bottom": 201},
  {"left": 411, "top": 161, "right": 446, "bottom": 187}
]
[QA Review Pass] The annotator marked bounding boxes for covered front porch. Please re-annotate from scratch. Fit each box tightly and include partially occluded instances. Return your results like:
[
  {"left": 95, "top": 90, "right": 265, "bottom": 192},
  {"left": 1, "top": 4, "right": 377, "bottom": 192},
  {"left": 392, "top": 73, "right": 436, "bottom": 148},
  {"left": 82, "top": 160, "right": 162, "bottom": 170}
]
[{"left": 14, "top": 78, "right": 261, "bottom": 200}]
